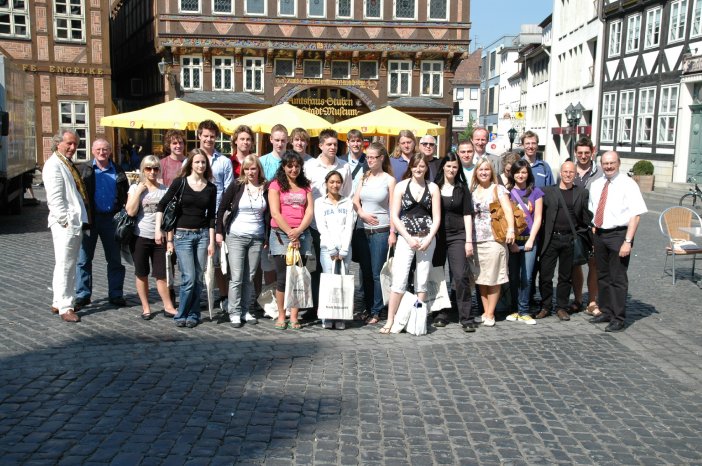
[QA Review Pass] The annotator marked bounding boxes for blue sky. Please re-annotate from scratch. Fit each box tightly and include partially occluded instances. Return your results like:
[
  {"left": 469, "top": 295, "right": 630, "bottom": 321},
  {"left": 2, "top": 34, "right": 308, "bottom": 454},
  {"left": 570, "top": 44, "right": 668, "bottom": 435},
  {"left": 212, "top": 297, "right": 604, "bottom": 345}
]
[{"left": 470, "top": 0, "right": 554, "bottom": 52}]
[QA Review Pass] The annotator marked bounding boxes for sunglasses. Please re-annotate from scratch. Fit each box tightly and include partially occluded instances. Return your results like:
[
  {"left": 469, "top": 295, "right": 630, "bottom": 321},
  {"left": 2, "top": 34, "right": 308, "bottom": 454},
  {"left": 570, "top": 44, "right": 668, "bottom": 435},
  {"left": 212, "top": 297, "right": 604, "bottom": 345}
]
[
  {"left": 420, "top": 142, "right": 436, "bottom": 147},
  {"left": 144, "top": 166, "right": 160, "bottom": 172}
]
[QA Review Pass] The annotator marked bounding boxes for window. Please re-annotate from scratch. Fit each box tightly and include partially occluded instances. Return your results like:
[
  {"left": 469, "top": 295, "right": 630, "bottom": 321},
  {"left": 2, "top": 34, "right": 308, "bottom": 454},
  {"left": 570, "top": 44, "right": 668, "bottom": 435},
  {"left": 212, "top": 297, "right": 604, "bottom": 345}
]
[
  {"left": 626, "top": 14, "right": 641, "bottom": 53},
  {"left": 394, "top": 0, "right": 416, "bottom": 19},
  {"left": 455, "top": 109, "right": 463, "bottom": 121},
  {"left": 658, "top": 85, "right": 679, "bottom": 144},
  {"left": 428, "top": 0, "right": 448, "bottom": 20},
  {"left": 331, "top": 61, "right": 351, "bottom": 79},
  {"left": 213, "top": 57, "right": 234, "bottom": 91},
  {"left": 488, "top": 86, "right": 496, "bottom": 113},
  {"left": 54, "top": 0, "right": 85, "bottom": 42},
  {"left": 337, "top": 0, "right": 352, "bottom": 17},
  {"left": 420, "top": 61, "right": 443, "bottom": 97},
  {"left": 181, "top": 56, "right": 203, "bottom": 91},
  {"left": 365, "top": 0, "right": 382, "bottom": 18},
  {"left": 180, "top": 0, "right": 200, "bottom": 12},
  {"left": 470, "top": 88, "right": 478, "bottom": 100},
  {"left": 608, "top": 20, "right": 622, "bottom": 57},
  {"left": 693, "top": 0, "right": 702, "bottom": 37},
  {"left": 489, "top": 51, "right": 496, "bottom": 76},
  {"left": 469, "top": 109, "right": 477, "bottom": 122},
  {"left": 279, "top": 0, "right": 295, "bottom": 15},
  {"left": 636, "top": 87, "right": 656, "bottom": 143},
  {"left": 669, "top": 0, "right": 688, "bottom": 43},
  {"left": 59, "top": 101, "right": 89, "bottom": 162},
  {"left": 308, "top": 0, "right": 325, "bottom": 17},
  {"left": 359, "top": 60, "right": 378, "bottom": 79},
  {"left": 600, "top": 92, "right": 617, "bottom": 142},
  {"left": 618, "top": 90, "right": 635, "bottom": 143},
  {"left": 303, "top": 60, "right": 322, "bottom": 78},
  {"left": 246, "top": 0, "right": 265, "bottom": 15},
  {"left": 388, "top": 60, "right": 412, "bottom": 96},
  {"left": 244, "top": 57, "right": 264, "bottom": 92},
  {"left": 213, "top": 0, "right": 233, "bottom": 13},
  {"left": 275, "top": 58, "right": 294, "bottom": 77},
  {"left": 455, "top": 88, "right": 464, "bottom": 100},
  {"left": 644, "top": 7, "right": 662, "bottom": 48},
  {"left": 0, "top": 0, "right": 29, "bottom": 38}
]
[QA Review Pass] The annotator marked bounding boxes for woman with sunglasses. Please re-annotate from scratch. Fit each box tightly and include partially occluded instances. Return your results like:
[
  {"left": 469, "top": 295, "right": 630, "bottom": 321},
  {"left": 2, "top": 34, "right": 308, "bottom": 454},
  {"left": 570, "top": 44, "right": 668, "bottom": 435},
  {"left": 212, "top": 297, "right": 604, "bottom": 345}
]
[{"left": 125, "top": 155, "right": 177, "bottom": 320}]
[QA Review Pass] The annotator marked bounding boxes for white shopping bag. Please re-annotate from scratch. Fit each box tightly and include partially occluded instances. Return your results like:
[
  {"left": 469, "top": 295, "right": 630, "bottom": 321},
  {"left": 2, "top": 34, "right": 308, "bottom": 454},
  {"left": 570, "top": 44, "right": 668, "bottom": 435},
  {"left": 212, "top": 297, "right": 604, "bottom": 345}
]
[
  {"left": 422, "top": 266, "right": 451, "bottom": 312},
  {"left": 318, "top": 261, "right": 354, "bottom": 321},
  {"left": 204, "top": 255, "right": 215, "bottom": 321},
  {"left": 405, "top": 299, "right": 428, "bottom": 336},
  {"left": 283, "top": 256, "right": 313, "bottom": 309},
  {"left": 380, "top": 248, "right": 394, "bottom": 305},
  {"left": 219, "top": 241, "right": 228, "bottom": 276},
  {"left": 390, "top": 291, "right": 417, "bottom": 333}
]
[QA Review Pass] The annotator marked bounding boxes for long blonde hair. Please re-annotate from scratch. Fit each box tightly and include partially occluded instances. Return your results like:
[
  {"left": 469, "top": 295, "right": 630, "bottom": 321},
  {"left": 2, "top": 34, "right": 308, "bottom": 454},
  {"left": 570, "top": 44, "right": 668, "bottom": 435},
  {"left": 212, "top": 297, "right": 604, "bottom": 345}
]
[
  {"left": 138, "top": 155, "right": 161, "bottom": 183},
  {"left": 237, "top": 154, "right": 266, "bottom": 185},
  {"left": 470, "top": 158, "right": 498, "bottom": 192},
  {"left": 391, "top": 129, "right": 417, "bottom": 159},
  {"left": 362, "top": 142, "right": 393, "bottom": 183}
]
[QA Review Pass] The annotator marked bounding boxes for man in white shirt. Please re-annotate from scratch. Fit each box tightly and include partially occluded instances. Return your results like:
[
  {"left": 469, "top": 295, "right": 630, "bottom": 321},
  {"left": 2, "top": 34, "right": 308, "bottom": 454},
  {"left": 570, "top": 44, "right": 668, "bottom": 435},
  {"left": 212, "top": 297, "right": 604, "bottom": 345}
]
[
  {"left": 588, "top": 151, "right": 647, "bottom": 332},
  {"left": 472, "top": 127, "right": 500, "bottom": 174}
]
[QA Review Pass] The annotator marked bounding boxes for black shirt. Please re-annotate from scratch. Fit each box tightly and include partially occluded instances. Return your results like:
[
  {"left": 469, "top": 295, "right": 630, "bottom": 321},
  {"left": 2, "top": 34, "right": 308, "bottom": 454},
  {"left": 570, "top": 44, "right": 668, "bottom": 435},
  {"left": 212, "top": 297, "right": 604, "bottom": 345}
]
[
  {"left": 158, "top": 178, "right": 216, "bottom": 230},
  {"left": 554, "top": 187, "right": 575, "bottom": 232},
  {"left": 440, "top": 185, "right": 474, "bottom": 238}
]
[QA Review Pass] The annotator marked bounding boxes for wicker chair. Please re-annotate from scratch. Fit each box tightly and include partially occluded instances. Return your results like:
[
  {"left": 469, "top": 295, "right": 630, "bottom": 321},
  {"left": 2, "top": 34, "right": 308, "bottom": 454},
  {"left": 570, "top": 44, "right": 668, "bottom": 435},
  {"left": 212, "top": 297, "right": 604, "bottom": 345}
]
[{"left": 659, "top": 206, "right": 702, "bottom": 284}]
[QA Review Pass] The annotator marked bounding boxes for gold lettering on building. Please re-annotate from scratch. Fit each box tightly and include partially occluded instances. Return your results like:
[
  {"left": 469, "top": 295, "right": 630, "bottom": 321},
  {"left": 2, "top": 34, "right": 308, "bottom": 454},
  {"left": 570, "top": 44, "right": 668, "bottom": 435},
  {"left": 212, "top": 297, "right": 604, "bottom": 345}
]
[{"left": 24, "top": 64, "right": 105, "bottom": 76}]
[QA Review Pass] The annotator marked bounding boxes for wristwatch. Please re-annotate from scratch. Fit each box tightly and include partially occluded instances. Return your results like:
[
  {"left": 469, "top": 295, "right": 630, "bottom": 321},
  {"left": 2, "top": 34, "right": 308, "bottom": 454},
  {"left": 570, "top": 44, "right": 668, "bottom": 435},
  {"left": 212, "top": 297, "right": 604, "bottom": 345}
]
[{"left": 624, "top": 238, "right": 633, "bottom": 244}]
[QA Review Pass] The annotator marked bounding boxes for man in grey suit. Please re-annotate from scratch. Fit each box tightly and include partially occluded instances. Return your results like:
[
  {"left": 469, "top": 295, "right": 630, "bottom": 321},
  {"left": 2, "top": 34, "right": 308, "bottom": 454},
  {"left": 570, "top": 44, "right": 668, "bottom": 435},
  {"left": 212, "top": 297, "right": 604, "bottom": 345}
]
[{"left": 43, "top": 128, "right": 89, "bottom": 322}]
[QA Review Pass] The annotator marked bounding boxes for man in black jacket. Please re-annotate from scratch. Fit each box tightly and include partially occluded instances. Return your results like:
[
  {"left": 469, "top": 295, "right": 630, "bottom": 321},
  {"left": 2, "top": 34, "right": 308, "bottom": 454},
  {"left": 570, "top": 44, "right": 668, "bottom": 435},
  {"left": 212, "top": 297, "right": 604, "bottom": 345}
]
[
  {"left": 536, "top": 161, "right": 592, "bottom": 321},
  {"left": 75, "top": 138, "right": 129, "bottom": 308}
]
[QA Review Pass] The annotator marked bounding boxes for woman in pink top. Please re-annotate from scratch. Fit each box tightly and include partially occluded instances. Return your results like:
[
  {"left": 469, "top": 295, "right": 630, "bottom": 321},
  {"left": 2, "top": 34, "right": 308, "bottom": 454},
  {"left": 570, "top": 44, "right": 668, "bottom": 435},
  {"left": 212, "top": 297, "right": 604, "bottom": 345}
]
[{"left": 268, "top": 151, "right": 314, "bottom": 329}]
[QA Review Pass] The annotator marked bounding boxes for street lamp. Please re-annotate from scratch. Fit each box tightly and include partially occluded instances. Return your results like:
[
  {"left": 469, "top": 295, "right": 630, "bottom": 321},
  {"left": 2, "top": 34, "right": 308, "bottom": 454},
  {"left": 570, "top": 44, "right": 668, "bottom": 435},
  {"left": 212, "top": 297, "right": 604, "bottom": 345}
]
[
  {"left": 507, "top": 127, "right": 518, "bottom": 151},
  {"left": 158, "top": 57, "right": 182, "bottom": 99},
  {"left": 565, "top": 102, "right": 584, "bottom": 161}
]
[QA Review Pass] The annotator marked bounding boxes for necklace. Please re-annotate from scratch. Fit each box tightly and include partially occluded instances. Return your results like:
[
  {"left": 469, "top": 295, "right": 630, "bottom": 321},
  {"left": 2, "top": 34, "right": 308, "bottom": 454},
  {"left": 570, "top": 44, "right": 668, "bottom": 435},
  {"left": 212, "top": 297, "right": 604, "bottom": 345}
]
[{"left": 246, "top": 184, "right": 263, "bottom": 220}]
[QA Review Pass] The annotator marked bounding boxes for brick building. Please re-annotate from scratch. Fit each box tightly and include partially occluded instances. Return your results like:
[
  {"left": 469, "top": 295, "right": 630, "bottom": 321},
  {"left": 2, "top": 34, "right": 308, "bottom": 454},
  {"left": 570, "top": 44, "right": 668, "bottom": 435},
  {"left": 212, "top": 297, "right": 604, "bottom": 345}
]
[{"left": 0, "top": 0, "right": 113, "bottom": 164}]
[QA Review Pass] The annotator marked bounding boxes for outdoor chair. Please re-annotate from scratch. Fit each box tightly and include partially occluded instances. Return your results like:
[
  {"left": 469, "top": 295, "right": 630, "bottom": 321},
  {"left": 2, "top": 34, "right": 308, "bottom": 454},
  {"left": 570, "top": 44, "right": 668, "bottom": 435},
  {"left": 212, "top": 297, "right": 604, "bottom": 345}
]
[{"left": 659, "top": 206, "right": 702, "bottom": 284}]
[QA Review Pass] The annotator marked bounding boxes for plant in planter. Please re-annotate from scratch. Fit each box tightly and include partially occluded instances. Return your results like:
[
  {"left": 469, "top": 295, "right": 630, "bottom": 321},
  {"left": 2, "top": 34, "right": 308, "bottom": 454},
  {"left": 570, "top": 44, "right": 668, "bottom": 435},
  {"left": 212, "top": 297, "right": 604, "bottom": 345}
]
[{"left": 631, "top": 160, "right": 654, "bottom": 192}]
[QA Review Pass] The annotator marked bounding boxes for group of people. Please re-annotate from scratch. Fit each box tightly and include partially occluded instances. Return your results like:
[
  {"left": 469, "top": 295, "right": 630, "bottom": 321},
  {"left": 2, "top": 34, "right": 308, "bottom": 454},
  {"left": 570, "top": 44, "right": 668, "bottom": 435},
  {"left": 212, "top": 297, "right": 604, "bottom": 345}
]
[{"left": 44, "top": 121, "right": 646, "bottom": 334}]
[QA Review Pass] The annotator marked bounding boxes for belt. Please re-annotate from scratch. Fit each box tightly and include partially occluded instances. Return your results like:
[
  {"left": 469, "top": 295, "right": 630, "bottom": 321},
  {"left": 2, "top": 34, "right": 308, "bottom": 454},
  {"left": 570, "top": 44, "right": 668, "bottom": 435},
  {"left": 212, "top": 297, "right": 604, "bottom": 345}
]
[
  {"left": 364, "top": 226, "right": 390, "bottom": 236},
  {"left": 411, "top": 229, "right": 431, "bottom": 238},
  {"left": 595, "top": 226, "right": 627, "bottom": 234}
]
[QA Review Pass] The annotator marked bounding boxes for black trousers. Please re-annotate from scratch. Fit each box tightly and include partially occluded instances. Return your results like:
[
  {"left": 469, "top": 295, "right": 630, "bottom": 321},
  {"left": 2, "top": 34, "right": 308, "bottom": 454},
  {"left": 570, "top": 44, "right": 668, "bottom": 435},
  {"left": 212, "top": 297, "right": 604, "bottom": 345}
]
[
  {"left": 593, "top": 229, "right": 630, "bottom": 324},
  {"left": 539, "top": 232, "right": 574, "bottom": 312},
  {"left": 436, "top": 232, "right": 475, "bottom": 325}
]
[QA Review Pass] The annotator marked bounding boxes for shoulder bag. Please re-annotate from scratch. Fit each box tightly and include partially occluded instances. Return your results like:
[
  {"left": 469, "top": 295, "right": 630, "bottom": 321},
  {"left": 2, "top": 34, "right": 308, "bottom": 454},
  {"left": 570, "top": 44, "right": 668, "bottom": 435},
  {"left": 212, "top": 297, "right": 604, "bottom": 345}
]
[
  {"left": 489, "top": 186, "right": 527, "bottom": 243},
  {"left": 113, "top": 208, "right": 136, "bottom": 245},
  {"left": 161, "top": 178, "right": 186, "bottom": 232}
]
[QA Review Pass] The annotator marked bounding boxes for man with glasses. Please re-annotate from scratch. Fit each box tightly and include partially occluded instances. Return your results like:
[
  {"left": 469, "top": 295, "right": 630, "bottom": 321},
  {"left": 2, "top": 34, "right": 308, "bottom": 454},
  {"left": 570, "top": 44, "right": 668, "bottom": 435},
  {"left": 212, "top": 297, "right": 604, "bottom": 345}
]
[
  {"left": 419, "top": 135, "right": 441, "bottom": 181},
  {"left": 160, "top": 130, "right": 186, "bottom": 187},
  {"left": 521, "top": 130, "right": 554, "bottom": 188}
]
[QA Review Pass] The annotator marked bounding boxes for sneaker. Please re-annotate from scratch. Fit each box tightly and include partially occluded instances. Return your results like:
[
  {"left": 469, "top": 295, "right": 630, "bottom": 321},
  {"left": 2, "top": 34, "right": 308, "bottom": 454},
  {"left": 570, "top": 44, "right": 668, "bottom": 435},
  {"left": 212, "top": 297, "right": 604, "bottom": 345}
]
[
  {"left": 243, "top": 312, "right": 258, "bottom": 325},
  {"left": 175, "top": 320, "right": 186, "bottom": 328},
  {"left": 230, "top": 315, "right": 242, "bottom": 328},
  {"left": 335, "top": 321, "right": 346, "bottom": 330},
  {"left": 518, "top": 314, "right": 536, "bottom": 325},
  {"left": 506, "top": 312, "right": 519, "bottom": 322},
  {"left": 322, "top": 320, "right": 333, "bottom": 329},
  {"left": 474, "top": 314, "right": 484, "bottom": 323},
  {"left": 482, "top": 317, "right": 495, "bottom": 327},
  {"left": 185, "top": 320, "right": 198, "bottom": 328}
]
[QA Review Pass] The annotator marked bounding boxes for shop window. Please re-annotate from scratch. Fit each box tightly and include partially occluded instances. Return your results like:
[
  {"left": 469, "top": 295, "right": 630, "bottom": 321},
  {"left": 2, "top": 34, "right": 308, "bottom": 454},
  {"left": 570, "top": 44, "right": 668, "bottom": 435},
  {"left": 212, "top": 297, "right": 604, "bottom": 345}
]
[
  {"left": 365, "top": 0, "right": 382, "bottom": 18},
  {"left": 54, "top": 0, "right": 85, "bottom": 43},
  {"left": 388, "top": 60, "right": 412, "bottom": 96},
  {"left": 0, "top": 0, "right": 29, "bottom": 38},
  {"left": 213, "top": 57, "right": 234, "bottom": 91},
  {"left": 394, "top": 0, "right": 416, "bottom": 19},
  {"left": 331, "top": 61, "right": 351, "bottom": 79},
  {"left": 181, "top": 56, "right": 203, "bottom": 91},
  {"left": 213, "top": 0, "right": 233, "bottom": 13},
  {"left": 179, "top": 0, "right": 200, "bottom": 12},
  {"left": 275, "top": 58, "right": 295, "bottom": 77},
  {"left": 420, "top": 60, "right": 443, "bottom": 97},
  {"left": 59, "top": 101, "right": 89, "bottom": 162},
  {"left": 279, "top": 0, "right": 295, "bottom": 16},
  {"left": 244, "top": 57, "right": 264, "bottom": 92},
  {"left": 359, "top": 61, "right": 378, "bottom": 79},
  {"left": 303, "top": 60, "right": 323, "bottom": 78}
]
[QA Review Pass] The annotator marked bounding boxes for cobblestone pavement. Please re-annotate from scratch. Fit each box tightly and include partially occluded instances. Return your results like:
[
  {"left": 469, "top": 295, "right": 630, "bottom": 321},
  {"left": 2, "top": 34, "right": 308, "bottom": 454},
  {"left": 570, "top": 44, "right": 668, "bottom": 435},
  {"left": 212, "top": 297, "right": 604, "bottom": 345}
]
[{"left": 0, "top": 189, "right": 700, "bottom": 465}]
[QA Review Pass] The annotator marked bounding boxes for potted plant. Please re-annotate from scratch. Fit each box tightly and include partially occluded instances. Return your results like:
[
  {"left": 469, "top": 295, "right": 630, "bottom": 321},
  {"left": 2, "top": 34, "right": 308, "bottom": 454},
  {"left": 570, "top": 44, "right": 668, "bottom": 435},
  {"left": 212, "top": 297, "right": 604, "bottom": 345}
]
[{"left": 631, "top": 160, "right": 654, "bottom": 192}]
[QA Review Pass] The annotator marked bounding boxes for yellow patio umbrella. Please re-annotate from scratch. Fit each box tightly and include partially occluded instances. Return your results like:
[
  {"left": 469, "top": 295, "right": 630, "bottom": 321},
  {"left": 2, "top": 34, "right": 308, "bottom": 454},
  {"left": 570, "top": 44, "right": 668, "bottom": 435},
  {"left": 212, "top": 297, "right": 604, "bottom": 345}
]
[
  {"left": 222, "top": 102, "right": 331, "bottom": 136},
  {"left": 331, "top": 106, "right": 445, "bottom": 140},
  {"left": 100, "top": 98, "right": 229, "bottom": 132}
]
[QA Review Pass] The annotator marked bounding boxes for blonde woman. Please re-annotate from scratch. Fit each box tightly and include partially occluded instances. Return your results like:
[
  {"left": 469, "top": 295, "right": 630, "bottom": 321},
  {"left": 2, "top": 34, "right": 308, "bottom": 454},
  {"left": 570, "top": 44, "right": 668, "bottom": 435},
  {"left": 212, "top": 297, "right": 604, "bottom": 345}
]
[
  {"left": 470, "top": 159, "right": 515, "bottom": 327},
  {"left": 125, "top": 155, "right": 176, "bottom": 320}
]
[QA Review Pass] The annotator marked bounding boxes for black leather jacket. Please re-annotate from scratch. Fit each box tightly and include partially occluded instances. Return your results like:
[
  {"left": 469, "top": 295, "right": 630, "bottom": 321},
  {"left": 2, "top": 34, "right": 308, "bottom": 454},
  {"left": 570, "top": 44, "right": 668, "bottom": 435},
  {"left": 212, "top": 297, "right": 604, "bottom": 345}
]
[{"left": 79, "top": 161, "right": 129, "bottom": 220}]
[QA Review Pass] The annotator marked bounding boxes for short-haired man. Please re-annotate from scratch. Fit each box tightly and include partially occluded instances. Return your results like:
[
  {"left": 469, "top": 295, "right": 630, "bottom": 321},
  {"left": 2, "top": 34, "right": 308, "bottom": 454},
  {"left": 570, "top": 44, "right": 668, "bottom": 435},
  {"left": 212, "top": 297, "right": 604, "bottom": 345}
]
[
  {"left": 290, "top": 127, "right": 314, "bottom": 162},
  {"left": 259, "top": 124, "right": 288, "bottom": 181},
  {"left": 44, "top": 128, "right": 89, "bottom": 322},
  {"left": 230, "top": 125, "right": 254, "bottom": 178},
  {"left": 472, "top": 127, "right": 501, "bottom": 175},
  {"left": 160, "top": 129, "right": 186, "bottom": 187},
  {"left": 418, "top": 134, "right": 441, "bottom": 181},
  {"left": 456, "top": 139, "right": 476, "bottom": 185},
  {"left": 304, "top": 129, "right": 353, "bottom": 320},
  {"left": 338, "top": 129, "right": 368, "bottom": 192},
  {"left": 588, "top": 151, "right": 647, "bottom": 332},
  {"left": 521, "top": 130, "right": 554, "bottom": 188},
  {"left": 536, "top": 161, "right": 591, "bottom": 321},
  {"left": 75, "top": 138, "right": 129, "bottom": 309},
  {"left": 571, "top": 136, "right": 604, "bottom": 315}
]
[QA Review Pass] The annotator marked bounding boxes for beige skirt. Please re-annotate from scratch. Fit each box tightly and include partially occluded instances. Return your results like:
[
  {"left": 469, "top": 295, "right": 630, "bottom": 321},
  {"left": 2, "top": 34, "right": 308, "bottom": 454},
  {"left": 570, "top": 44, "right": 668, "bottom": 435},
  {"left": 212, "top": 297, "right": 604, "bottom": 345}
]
[{"left": 473, "top": 241, "right": 508, "bottom": 286}]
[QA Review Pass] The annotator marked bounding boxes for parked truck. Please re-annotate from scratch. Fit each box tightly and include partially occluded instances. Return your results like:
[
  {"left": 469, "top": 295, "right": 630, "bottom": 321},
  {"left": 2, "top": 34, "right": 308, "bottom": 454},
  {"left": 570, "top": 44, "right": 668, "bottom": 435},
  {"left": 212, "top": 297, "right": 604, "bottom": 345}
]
[{"left": 0, "top": 54, "right": 36, "bottom": 215}]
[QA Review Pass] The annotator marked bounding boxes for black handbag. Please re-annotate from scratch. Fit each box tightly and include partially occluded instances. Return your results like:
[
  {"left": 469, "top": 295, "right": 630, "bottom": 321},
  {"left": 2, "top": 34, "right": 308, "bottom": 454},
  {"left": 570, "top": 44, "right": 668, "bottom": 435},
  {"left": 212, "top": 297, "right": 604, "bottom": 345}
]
[
  {"left": 113, "top": 209, "right": 136, "bottom": 245},
  {"left": 161, "top": 178, "right": 186, "bottom": 232},
  {"left": 555, "top": 188, "right": 591, "bottom": 266}
]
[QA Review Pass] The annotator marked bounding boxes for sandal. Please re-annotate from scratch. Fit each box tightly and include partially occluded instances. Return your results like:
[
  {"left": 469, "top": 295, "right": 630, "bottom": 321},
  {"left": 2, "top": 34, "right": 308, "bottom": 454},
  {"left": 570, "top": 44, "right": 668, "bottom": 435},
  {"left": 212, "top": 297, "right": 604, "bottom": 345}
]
[
  {"left": 366, "top": 315, "right": 381, "bottom": 325},
  {"left": 289, "top": 321, "right": 302, "bottom": 330},
  {"left": 585, "top": 303, "right": 601, "bottom": 316},
  {"left": 379, "top": 325, "right": 392, "bottom": 334},
  {"left": 274, "top": 321, "right": 288, "bottom": 330}
]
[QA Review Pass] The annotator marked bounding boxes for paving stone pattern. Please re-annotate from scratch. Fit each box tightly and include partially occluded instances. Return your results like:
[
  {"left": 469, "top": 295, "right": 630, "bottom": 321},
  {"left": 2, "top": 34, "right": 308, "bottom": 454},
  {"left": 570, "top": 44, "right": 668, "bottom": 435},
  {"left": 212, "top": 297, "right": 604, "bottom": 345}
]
[{"left": 0, "top": 190, "right": 700, "bottom": 464}]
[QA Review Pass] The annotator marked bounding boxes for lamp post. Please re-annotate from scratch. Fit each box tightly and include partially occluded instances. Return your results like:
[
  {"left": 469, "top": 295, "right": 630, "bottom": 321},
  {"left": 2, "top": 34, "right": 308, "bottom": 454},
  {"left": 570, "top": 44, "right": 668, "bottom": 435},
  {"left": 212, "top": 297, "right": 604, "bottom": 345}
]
[
  {"left": 507, "top": 127, "right": 518, "bottom": 151},
  {"left": 565, "top": 102, "right": 584, "bottom": 161},
  {"left": 158, "top": 57, "right": 182, "bottom": 100}
]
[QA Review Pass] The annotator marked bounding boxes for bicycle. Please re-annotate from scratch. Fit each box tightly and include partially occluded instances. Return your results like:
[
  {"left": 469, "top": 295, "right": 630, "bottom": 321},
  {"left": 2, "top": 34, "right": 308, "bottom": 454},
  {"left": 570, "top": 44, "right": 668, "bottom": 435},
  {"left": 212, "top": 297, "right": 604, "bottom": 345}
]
[{"left": 679, "top": 176, "right": 702, "bottom": 211}]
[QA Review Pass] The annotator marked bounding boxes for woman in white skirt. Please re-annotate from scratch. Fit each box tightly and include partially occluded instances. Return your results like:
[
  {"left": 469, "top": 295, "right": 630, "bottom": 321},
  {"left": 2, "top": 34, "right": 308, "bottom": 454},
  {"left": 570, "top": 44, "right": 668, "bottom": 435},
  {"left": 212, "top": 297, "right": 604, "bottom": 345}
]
[{"left": 470, "top": 158, "right": 515, "bottom": 327}]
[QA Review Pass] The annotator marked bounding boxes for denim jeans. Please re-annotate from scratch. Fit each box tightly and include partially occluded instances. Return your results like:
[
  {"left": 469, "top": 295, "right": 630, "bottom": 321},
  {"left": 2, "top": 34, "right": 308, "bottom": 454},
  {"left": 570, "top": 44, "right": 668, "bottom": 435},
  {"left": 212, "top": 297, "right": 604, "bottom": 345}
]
[
  {"left": 355, "top": 229, "right": 390, "bottom": 316},
  {"left": 174, "top": 228, "right": 209, "bottom": 323},
  {"left": 508, "top": 243, "right": 539, "bottom": 314},
  {"left": 76, "top": 212, "right": 126, "bottom": 300},
  {"left": 225, "top": 234, "right": 263, "bottom": 320}
]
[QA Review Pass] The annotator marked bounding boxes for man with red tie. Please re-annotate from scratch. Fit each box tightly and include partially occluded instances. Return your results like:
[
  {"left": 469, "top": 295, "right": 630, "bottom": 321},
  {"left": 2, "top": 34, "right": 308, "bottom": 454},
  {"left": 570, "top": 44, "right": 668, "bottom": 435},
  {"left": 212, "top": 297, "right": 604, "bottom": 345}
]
[{"left": 588, "top": 151, "right": 647, "bottom": 332}]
